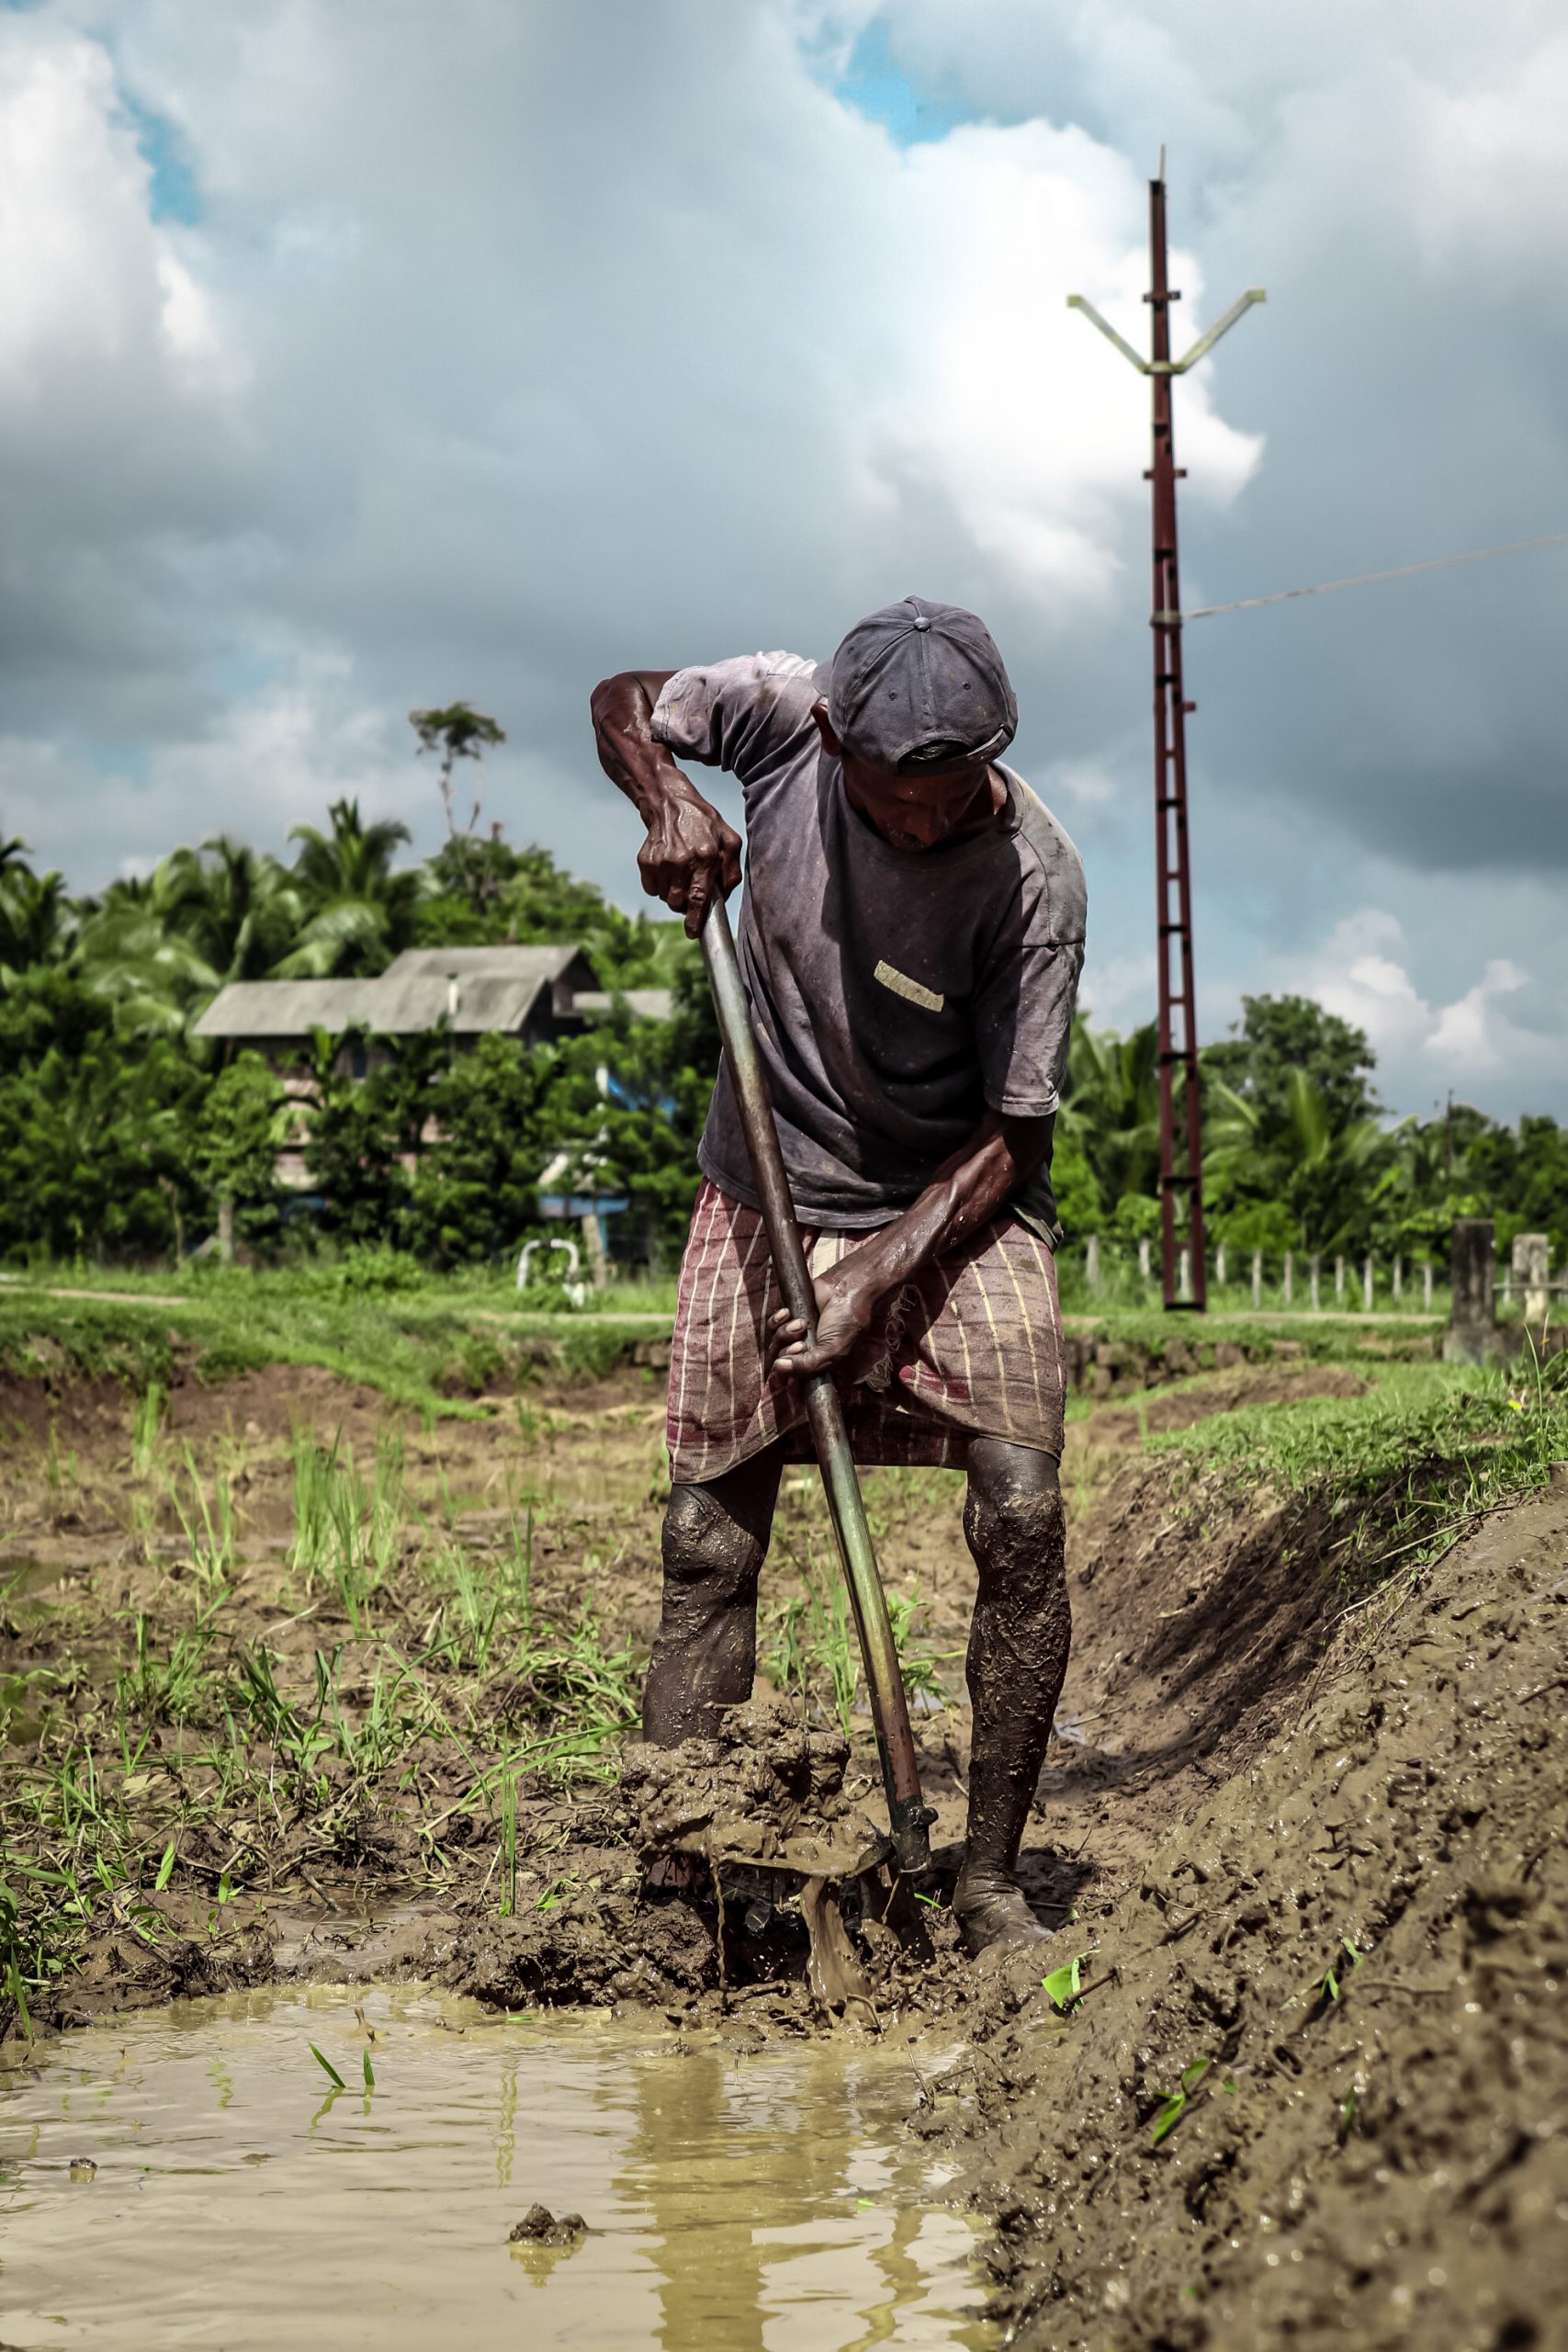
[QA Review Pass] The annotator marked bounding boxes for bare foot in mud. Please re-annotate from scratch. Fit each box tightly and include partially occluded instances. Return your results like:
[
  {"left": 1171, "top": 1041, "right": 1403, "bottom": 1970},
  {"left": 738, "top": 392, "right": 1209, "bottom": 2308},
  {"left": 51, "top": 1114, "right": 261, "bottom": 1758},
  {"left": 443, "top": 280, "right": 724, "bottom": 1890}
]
[{"left": 953, "top": 1869, "right": 1052, "bottom": 1958}]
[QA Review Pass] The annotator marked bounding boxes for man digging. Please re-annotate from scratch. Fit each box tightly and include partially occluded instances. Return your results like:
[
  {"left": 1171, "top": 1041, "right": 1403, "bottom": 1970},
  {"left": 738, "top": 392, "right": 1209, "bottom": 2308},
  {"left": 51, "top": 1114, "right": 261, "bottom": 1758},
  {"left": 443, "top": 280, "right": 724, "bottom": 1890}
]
[{"left": 591, "top": 597, "right": 1086, "bottom": 1957}]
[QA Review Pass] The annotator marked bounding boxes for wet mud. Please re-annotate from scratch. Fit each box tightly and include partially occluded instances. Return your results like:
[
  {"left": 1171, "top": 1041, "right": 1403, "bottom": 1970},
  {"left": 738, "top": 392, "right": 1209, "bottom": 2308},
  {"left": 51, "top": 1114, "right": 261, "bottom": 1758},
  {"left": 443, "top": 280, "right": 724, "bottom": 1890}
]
[
  {"left": 0, "top": 1984, "right": 994, "bottom": 2347},
  {"left": 4, "top": 1350, "right": 1564, "bottom": 2346}
]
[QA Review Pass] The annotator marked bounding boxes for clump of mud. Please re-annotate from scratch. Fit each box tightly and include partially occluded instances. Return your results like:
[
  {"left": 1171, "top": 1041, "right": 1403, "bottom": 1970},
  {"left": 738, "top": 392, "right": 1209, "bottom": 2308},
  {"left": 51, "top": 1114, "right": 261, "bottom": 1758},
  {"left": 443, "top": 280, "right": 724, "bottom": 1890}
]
[
  {"left": 508, "top": 2203, "right": 587, "bottom": 2245},
  {"left": 620, "top": 1695, "right": 868, "bottom": 1868}
]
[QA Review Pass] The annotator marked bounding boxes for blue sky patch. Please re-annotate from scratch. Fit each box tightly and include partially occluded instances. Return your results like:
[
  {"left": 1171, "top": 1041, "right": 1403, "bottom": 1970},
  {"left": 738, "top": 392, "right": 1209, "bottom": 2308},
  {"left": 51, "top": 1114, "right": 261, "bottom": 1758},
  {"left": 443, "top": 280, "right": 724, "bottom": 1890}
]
[
  {"left": 832, "top": 19, "right": 969, "bottom": 146},
  {"left": 120, "top": 92, "right": 203, "bottom": 225}
]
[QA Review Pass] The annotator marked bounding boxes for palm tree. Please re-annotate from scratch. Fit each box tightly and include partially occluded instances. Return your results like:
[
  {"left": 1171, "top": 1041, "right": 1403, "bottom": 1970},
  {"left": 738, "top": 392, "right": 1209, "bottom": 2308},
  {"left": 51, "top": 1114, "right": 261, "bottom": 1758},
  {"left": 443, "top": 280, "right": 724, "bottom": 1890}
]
[
  {"left": 279, "top": 799, "right": 425, "bottom": 978},
  {"left": 1204, "top": 1067, "right": 1393, "bottom": 1253},
  {"left": 1057, "top": 1020, "right": 1163, "bottom": 1213},
  {"left": 0, "top": 841, "right": 76, "bottom": 973},
  {"left": 70, "top": 840, "right": 307, "bottom": 1036}
]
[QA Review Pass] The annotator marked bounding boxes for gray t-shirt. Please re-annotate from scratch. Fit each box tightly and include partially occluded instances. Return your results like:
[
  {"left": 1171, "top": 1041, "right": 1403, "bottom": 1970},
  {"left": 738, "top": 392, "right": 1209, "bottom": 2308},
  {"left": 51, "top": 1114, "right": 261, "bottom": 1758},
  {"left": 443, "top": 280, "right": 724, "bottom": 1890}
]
[{"left": 654, "top": 651, "right": 1087, "bottom": 1241}]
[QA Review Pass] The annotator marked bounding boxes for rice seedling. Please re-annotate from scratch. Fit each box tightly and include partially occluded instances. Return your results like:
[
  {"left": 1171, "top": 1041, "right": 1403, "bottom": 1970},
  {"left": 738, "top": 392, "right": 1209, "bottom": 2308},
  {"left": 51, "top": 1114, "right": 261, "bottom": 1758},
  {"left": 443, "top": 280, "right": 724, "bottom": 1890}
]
[
  {"left": 767, "top": 1555, "right": 858, "bottom": 1735},
  {"left": 130, "top": 1382, "right": 167, "bottom": 1478},
  {"left": 117, "top": 1610, "right": 220, "bottom": 1724},
  {"left": 1149, "top": 2058, "right": 1211, "bottom": 2147},
  {"left": 288, "top": 1424, "right": 344, "bottom": 1580},
  {"left": 309, "top": 2042, "right": 346, "bottom": 2089},
  {"left": 497, "top": 1759, "right": 519, "bottom": 1917},
  {"left": 167, "top": 1445, "right": 235, "bottom": 1594}
]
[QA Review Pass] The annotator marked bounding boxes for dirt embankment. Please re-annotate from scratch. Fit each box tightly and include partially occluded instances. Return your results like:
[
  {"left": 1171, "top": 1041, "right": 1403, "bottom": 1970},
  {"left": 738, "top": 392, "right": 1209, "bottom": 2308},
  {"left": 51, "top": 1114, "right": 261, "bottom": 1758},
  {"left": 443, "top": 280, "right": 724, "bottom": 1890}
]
[{"left": 953, "top": 1486, "right": 1568, "bottom": 2351}]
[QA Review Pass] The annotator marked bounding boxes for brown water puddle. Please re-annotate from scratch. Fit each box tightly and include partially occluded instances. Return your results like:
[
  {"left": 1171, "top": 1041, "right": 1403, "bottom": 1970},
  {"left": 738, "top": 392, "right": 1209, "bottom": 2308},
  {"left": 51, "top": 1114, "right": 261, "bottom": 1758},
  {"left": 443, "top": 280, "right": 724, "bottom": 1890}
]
[{"left": 0, "top": 1984, "right": 995, "bottom": 2348}]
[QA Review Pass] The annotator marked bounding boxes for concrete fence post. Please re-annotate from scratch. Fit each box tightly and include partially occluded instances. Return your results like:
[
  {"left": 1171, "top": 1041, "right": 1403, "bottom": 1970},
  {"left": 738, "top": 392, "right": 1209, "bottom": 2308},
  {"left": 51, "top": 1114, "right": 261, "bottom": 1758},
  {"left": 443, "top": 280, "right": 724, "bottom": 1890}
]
[
  {"left": 1363, "top": 1254, "right": 1374, "bottom": 1312},
  {"left": 1310, "top": 1253, "right": 1321, "bottom": 1311},
  {"left": 1443, "top": 1217, "right": 1499, "bottom": 1364},
  {"left": 1393, "top": 1255, "right": 1403, "bottom": 1301},
  {"left": 218, "top": 1197, "right": 235, "bottom": 1268},
  {"left": 1086, "top": 1233, "right": 1101, "bottom": 1291},
  {"left": 1215, "top": 1242, "right": 1227, "bottom": 1287},
  {"left": 1179, "top": 1245, "right": 1191, "bottom": 1302},
  {"left": 1423, "top": 1262, "right": 1434, "bottom": 1312},
  {"left": 580, "top": 1210, "right": 609, "bottom": 1290},
  {"left": 1138, "top": 1237, "right": 1152, "bottom": 1283},
  {"left": 1515, "top": 1232, "right": 1551, "bottom": 1326},
  {"left": 1283, "top": 1250, "right": 1294, "bottom": 1306},
  {"left": 1335, "top": 1254, "right": 1345, "bottom": 1304}
]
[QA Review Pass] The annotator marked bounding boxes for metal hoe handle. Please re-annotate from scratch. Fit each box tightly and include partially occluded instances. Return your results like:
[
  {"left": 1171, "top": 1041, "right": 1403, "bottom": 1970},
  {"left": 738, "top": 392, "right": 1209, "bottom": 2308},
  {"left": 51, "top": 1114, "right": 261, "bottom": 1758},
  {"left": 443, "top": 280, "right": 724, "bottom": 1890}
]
[{"left": 700, "top": 897, "right": 931, "bottom": 1875}]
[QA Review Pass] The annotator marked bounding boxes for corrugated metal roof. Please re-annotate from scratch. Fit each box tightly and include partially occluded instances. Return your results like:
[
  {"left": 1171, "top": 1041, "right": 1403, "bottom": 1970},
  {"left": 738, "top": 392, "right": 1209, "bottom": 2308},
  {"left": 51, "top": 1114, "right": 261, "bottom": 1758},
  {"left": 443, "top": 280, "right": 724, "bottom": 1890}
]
[
  {"left": 196, "top": 970, "right": 554, "bottom": 1039},
  {"left": 382, "top": 945, "right": 595, "bottom": 984},
  {"left": 574, "top": 989, "right": 674, "bottom": 1021},
  {"left": 190, "top": 945, "right": 660, "bottom": 1042}
]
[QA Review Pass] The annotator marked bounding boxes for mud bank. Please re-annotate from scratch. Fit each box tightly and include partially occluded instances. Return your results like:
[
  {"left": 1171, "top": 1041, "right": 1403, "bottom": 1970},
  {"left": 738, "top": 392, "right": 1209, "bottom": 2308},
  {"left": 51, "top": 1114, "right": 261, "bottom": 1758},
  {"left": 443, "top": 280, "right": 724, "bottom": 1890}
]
[{"left": 954, "top": 1487, "right": 1568, "bottom": 2351}]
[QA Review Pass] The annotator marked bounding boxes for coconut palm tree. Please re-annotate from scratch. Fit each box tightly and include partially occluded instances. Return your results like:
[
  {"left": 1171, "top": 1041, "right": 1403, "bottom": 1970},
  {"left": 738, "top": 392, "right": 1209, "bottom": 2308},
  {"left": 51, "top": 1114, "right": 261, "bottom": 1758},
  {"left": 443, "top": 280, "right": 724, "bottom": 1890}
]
[
  {"left": 279, "top": 798, "right": 425, "bottom": 977},
  {"left": 0, "top": 841, "right": 76, "bottom": 974},
  {"left": 1204, "top": 1067, "right": 1393, "bottom": 1254},
  {"left": 1057, "top": 1020, "right": 1163, "bottom": 1215}
]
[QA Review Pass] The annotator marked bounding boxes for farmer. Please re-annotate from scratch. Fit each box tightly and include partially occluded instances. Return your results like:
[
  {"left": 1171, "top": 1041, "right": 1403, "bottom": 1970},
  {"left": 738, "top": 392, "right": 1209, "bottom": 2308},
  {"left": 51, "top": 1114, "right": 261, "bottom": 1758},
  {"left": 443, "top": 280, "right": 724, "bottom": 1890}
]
[{"left": 590, "top": 597, "right": 1085, "bottom": 1955}]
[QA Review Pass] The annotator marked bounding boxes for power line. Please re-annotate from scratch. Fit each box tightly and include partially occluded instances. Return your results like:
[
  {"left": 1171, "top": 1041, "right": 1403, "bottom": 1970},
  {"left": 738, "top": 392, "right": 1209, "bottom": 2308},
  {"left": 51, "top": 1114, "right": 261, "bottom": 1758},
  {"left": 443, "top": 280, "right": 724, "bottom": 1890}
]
[{"left": 1173, "top": 532, "right": 1568, "bottom": 624}]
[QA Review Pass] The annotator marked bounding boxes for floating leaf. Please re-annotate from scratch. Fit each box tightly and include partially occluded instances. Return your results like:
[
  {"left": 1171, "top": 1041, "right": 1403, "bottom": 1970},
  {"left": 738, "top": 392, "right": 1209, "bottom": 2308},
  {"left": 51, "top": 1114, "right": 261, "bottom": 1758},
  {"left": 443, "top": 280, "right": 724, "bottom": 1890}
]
[{"left": 309, "top": 2043, "right": 346, "bottom": 2090}]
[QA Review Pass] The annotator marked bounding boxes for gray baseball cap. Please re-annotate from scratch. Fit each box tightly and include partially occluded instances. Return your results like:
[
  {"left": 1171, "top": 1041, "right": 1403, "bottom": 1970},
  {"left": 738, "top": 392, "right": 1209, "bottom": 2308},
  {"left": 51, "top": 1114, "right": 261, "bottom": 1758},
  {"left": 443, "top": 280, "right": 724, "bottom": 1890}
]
[{"left": 827, "top": 595, "right": 1018, "bottom": 771}]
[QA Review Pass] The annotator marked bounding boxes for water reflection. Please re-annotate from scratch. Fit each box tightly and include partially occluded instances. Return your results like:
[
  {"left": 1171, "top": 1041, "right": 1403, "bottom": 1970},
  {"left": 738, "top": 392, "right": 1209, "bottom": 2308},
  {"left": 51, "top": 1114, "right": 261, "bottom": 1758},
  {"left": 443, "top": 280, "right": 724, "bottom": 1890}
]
[{"left": 0, "top": 1984, "right": 993, "bottom": 2349}]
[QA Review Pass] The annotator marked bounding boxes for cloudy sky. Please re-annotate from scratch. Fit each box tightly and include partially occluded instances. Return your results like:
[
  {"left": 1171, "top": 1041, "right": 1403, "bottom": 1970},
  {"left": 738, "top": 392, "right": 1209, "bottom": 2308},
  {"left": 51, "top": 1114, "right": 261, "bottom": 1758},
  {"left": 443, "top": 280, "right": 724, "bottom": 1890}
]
[{"left": 2, "top": 0, "right": 1565, "bottom": 1120}]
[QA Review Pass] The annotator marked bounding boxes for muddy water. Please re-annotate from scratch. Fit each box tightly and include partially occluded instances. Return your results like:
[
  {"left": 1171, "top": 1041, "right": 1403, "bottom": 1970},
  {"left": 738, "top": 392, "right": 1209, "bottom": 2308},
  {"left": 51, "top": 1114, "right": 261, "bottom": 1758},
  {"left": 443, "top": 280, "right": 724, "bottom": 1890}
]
[{"left": 0, "top": 1985, "right": 995, "bottom": 2349}]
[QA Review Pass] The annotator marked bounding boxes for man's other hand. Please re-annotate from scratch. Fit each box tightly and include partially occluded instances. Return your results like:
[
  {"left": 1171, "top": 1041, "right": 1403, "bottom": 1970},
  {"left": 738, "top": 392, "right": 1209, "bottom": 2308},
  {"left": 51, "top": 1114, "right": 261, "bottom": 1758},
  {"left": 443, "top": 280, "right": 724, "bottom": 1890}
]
[
  {"left": 764, "top": 1259, "right": 881, "bottom": 1381},
  {"left": 637, "top": 786, "right": 742, "bottom": 940}
]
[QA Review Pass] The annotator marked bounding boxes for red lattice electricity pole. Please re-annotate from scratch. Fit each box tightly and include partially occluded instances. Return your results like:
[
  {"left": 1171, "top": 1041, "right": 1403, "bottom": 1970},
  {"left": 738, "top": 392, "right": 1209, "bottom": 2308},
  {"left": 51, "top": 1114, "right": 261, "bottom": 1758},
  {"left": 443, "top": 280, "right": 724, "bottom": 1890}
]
[{"left": 1068, "top": 158, "right": 1264, "bottom": 1311}]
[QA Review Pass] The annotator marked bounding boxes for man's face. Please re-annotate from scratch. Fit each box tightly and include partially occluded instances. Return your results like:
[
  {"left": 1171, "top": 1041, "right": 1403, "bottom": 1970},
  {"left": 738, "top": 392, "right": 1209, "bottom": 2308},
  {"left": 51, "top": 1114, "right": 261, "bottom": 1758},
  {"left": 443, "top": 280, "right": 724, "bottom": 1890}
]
[{"left": 809, "top": 703, "right": 1002, "bottom": 852}]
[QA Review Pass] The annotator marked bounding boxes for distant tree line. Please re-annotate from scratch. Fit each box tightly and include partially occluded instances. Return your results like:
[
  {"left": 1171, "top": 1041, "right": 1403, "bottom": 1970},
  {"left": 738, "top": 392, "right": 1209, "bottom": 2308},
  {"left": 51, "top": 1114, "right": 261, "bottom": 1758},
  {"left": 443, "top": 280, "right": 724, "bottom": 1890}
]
[
  {"left": 1055, "top": 993, "right": 1568, "bottom": 1264},
  {"left": 1, "top": 797, "right": 1562, "bottom": 1271},
  {"left": 0, "top": 801, "right": 712, "bottom": 1267}
]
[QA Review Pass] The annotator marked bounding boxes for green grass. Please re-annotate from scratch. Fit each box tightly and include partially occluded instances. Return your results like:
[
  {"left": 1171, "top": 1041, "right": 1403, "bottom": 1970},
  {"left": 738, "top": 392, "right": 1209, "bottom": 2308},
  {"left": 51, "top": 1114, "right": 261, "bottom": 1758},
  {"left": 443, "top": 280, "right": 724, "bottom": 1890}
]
[
  {"left": 1, "top": 1520, "right": 644, "bottom": 2027},
  {"left": 0, "top": 1267, "right": 674, "bottom": 1417},
  {"left": 1148, "top": 1351, "right": 1568, "bottom": 1577}
]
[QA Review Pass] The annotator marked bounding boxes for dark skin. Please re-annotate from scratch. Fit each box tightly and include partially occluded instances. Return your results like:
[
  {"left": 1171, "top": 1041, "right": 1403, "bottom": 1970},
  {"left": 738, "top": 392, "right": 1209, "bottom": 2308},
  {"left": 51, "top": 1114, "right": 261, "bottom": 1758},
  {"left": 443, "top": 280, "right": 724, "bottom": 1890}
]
[{"left": 589, "top": 668, "right": 1072, "bottom": 1952}]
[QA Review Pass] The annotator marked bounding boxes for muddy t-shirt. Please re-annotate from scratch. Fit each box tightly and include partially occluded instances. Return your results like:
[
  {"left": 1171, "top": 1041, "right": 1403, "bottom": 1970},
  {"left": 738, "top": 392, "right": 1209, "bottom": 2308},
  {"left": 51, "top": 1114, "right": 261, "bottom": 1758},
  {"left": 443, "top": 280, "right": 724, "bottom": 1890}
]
[{"left": 653, "top": 652, "right": 1087, "bottom": 1240}]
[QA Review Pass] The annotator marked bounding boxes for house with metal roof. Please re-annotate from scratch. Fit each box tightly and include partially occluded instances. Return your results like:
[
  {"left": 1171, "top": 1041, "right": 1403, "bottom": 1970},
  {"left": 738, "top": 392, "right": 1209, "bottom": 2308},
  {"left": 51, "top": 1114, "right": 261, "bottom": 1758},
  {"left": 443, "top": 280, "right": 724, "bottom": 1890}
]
[
  {"left": 191, "top": 944, "right": 647, "bottom": 1057},
  {"left": 192, "top": 944, "right": 675, "bottom": 1202}
]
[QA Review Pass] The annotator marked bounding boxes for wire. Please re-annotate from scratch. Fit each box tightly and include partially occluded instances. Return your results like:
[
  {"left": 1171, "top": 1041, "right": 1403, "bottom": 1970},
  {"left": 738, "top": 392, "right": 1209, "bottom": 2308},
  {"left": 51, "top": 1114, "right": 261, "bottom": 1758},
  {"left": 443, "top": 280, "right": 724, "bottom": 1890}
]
[{"left": 1179, "top": 532, "right": 1568, "bottom": 622}]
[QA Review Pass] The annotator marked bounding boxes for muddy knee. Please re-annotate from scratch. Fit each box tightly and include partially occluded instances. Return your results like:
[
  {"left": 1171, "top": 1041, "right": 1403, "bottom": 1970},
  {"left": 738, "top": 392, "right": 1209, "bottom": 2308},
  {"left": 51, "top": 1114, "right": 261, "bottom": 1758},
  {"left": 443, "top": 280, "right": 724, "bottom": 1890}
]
[
  {"left": 661, "top": 1482, "right": 768, "bottom": 1608},
  {"left": 963, "top": 1443, "right": 1065, "bottom": 1594},
  {"left": 646, "top": 1481, "right": 772, "bottom": 1746}
]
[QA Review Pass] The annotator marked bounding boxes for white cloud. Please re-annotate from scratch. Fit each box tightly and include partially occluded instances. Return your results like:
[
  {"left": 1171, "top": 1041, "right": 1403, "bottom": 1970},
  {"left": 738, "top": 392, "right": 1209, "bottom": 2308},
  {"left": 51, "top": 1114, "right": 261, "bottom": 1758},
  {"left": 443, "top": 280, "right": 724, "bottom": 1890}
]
[
  {"left": 0, "top": 0, "right": 1564, "bottom": 1125},
  {"left": 1277, "top": 910, "right": 1563, "bottom": 1115}
]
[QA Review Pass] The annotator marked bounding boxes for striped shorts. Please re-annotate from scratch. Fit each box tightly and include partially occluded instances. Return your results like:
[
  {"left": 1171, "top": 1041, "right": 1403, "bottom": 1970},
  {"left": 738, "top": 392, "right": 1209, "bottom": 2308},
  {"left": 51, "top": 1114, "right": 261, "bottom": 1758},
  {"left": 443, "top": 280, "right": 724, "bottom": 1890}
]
[{"left": 666, "top": 1179, "right": 1066, "bottom": 1487}]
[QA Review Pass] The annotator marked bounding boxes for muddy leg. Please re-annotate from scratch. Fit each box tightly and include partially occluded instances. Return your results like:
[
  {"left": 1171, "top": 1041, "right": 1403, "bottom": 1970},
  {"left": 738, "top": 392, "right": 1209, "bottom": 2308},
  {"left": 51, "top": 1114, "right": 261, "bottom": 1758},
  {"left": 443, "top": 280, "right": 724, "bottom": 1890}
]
[
  {"left": 953, "top": 1439, "right": 1070, "bottom": 1956},
  {"left": 642, "top": 1446, "right": 784, "bottom": 1746}
]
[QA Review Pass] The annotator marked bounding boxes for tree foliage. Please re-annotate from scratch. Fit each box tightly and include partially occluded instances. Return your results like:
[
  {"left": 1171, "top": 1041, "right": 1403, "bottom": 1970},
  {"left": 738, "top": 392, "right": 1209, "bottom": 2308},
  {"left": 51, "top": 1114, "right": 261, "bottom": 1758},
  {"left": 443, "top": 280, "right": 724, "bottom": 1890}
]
[{"left": 0, "top": 799, "right": 1562, "bottom": 1271}]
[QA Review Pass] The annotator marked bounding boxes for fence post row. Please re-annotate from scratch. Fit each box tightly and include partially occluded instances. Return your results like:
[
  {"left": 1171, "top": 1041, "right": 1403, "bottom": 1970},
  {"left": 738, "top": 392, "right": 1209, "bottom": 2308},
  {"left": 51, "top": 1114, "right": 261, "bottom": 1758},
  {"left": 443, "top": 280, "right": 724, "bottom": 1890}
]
[{"left": 1071, "top": 1231, "right": 1545, "bottom": 1326}]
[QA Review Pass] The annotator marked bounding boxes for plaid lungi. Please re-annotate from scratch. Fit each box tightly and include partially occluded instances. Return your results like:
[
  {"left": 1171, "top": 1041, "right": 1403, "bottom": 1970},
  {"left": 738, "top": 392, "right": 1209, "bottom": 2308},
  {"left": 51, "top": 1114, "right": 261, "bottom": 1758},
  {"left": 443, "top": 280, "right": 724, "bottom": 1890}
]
[{"left": 666, "top": 1179, "right": 1066, "bottom": 1485}]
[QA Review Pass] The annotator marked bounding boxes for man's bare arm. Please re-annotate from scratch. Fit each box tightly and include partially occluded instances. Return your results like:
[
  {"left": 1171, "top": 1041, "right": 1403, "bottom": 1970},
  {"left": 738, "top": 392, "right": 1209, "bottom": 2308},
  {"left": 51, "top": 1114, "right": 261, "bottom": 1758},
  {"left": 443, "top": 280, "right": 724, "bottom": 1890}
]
[
  {"left": 769, "top": 1109, "right": 1055, "bottom": 1379},
  {"left": 590, "top": 670, "right": 741, "bottom": 938}
]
